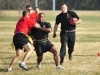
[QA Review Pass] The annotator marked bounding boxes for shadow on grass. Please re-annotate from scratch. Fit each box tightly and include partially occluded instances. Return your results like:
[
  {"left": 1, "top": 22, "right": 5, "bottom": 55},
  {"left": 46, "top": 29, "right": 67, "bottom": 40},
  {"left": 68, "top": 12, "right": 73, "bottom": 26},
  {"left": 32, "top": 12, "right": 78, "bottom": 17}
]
[{"left": 0, "top": 68, "right": 7, "bottom": 72}]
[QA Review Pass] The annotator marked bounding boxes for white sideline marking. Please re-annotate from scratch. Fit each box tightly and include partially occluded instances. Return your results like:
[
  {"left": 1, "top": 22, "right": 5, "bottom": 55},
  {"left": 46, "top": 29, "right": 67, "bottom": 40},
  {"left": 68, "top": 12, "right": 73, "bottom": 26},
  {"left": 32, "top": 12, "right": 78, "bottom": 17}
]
[{"left": 81, "top": 57, "right": 100, "bottom": 75}]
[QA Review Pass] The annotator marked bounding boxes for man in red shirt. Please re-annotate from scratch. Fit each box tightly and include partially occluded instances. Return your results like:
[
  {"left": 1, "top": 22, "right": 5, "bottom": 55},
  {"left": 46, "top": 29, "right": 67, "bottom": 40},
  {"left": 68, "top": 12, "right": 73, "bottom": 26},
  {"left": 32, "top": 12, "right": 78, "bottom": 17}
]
[
  {"left": 25, "top": 5, "right": 40, "bottom": 52},
  {"left": 34, "top": 7, "right": 40, "bottom": 14},
  {"left": 26, "top": 5, "right": 39, "bottom": 22},
  {"left": 7, "top": 10, "right": 40, "bottom": 72}
]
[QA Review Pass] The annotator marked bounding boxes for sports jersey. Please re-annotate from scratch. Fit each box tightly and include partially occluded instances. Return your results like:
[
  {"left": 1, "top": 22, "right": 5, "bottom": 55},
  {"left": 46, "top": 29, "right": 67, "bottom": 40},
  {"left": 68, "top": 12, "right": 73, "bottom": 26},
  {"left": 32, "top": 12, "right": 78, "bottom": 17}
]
[
  {"left": 14, "top": 16, "right": 36, "bottom": 35},
  {"left": 31, "top": 21, "right": 51, "bottom": 39},
  {"left": 29, "top": 13, "right": 38, "bottom": 22},
  {"left": 55, "top": 11, "right": 79, "bottom": 30}
]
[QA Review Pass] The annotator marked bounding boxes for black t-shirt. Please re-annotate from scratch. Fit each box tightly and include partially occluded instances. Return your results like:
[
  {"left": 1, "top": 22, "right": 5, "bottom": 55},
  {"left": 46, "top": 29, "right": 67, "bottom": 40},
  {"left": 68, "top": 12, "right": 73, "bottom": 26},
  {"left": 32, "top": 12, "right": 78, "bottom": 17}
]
[
  {"left": 55, "top": 11, "right": 79, "bottom": 30},
  {"left": 31, "top": 21, "right": 51, "bottom": 39}
]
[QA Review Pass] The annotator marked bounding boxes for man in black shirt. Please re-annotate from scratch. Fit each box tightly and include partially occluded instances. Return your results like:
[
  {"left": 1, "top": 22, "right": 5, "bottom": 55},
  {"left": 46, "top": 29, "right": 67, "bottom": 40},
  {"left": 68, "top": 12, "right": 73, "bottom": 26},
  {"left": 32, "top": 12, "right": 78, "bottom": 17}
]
[
  {"left": 53, "top": 4, "right": 82, "bottom": 65},
  {"left": 31, "top": 13, "right": 64, "bottom": 69}
]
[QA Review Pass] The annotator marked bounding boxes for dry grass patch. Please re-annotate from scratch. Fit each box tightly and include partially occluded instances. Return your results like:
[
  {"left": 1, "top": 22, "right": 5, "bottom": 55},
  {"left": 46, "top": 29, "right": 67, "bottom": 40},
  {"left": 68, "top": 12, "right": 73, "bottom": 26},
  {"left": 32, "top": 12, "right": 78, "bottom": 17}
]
[{"left": 0, "top": 11, "right": 100, "bottom": 75}]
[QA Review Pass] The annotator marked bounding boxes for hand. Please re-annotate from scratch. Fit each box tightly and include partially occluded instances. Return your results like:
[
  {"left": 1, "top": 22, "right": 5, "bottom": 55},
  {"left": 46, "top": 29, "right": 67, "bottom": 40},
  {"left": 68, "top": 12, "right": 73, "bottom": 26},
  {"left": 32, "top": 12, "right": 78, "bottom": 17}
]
[
  {"left": 34, "top": 23, "right": 41, "bottom": 28},
  {"left": 69, "top": 19, "right": 75, "bottom": 25},
  {"left": 53, "top": 33, "right": 56, "bottom": 38},
  {"left": 38, "top": 24, "right": 41, "bottom": 28},
  {"left": 69, "top": 18, "right": 78, "bottom": 25}
]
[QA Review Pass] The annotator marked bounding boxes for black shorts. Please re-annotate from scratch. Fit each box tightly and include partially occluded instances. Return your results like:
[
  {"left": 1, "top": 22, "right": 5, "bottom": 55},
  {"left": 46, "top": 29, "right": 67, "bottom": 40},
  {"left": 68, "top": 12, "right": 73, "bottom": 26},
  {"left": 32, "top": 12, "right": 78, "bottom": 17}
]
[
  {"left": 13, "top": 33, "right": 30, "bottom": 50},
  {"left": 34, "top": 40, "right": 54, "bottom": 56}
]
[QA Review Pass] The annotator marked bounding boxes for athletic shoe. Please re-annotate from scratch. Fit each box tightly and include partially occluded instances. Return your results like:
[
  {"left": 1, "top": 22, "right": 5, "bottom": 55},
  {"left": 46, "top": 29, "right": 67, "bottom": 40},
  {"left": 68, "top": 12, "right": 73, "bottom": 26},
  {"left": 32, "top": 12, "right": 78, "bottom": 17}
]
[
  {"left": 60, "top": 57, "right": 64, "bottom": 65},
  {"left": 69, "top": 54, "right": 72, "bottom": 61},
  {"left": 36, "top": 63, "right": 41, "bottom": 68},
  {"left": 19, "top": 63, "right": 28, "bottom": 71},
  {"left": 56, "top": 65, "right": 64, "bottom": 70},
  {"left": 6, "top": 68, "right": 12, "bottom": 72}
]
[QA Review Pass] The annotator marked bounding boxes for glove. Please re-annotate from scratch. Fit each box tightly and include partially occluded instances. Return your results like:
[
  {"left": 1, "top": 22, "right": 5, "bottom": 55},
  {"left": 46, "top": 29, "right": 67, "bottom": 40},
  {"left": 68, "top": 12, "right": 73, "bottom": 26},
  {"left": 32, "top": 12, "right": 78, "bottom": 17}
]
[
  {"left": 69, "top": 18, "right": 78, "bottom": 25},
  {"left": 53, "top": 33, "right": 56, "bottom": 38}
]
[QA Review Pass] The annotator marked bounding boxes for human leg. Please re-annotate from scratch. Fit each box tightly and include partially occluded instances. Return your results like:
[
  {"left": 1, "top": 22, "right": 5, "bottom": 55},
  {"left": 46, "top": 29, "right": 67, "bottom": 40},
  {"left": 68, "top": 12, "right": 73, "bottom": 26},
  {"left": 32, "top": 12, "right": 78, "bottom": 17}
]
[
  {"left": 34, "top": 41, "right": 43, "bottom": 68},
  {"left": 50, "top": 46, "right": 64, "bottom": 69},
  {"left": 22, "top": 43, "right": 33, "bottom": 62},
  {"left": 50, "top": 46, "right": 58, "bottom": 66},
  {"left": 7, "top": 49, "right": 23, "bottom": 71},
  {"left": 67, "top": 32, "right": 75, "bottom": 60},
  {"left": 36, "top": 56, "right": 43, "bottom": 68},
  {"left": 19, "top": 43, "right": 33, "bottom": 71},
  {"left": 60, "top": 32, "right": 68, "bottom": 64}
]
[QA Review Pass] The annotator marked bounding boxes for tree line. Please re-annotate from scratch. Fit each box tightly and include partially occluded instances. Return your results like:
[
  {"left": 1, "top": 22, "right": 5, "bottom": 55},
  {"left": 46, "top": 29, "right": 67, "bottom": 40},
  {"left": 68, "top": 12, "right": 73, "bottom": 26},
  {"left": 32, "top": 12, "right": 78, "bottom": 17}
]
[{"left": 0, "top": 0, "right": 100, "bottom": 10}]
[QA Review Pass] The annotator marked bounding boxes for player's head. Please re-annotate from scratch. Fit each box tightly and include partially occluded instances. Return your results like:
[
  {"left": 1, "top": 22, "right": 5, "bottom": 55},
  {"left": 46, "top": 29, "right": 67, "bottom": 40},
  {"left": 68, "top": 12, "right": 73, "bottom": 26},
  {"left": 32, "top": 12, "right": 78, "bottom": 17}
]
[
  {"left": 38, "top": 13, "right": 45, "bottom": 22},
  {"left": 61, "top": 4, "right": 68, "bottom": 13},
  {"left": 26, "top": 5, "right": 32, "bottom": 12},
  {"left": 34, "top": 7, "right": 40, "bottom": 14},
  {"left": 22, "top": 10, "right": 29, "bottom": 17}
]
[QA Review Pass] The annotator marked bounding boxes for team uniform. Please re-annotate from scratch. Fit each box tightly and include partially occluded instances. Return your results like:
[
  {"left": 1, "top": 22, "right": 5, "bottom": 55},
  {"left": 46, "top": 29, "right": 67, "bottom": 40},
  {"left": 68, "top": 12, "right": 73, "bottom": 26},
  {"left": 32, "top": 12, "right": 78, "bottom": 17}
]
[
  {"left": 55, "top": 11, "right": 79, "bottom": 58},
  {"left": 31, "top": 21, "right": 54, "bottom": 56},
  {"left": 26, "top": 12, "right": 39, "bottom": 42},
  {"left": 13, "top": 16, "right": 36, "bottom": 50},
  {"left": 29, "top": 12, "right": 38, "bottom": 22}
]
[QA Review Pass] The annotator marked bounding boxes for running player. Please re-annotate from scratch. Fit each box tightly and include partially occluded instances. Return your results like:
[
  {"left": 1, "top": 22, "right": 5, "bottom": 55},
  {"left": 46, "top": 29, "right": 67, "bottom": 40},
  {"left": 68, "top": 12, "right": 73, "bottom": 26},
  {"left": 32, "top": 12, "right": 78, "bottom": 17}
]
[{"left": 53, "top": 4, "right": 82, "bottom": 65}]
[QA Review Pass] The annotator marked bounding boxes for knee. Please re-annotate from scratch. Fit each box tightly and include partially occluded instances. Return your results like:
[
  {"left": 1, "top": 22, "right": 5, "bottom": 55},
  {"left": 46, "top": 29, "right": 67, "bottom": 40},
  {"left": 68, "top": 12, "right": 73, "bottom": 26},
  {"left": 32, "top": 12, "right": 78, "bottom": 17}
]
[
  {"left": 50, "top": 46, "right": 58, "bottom": 55},
  {"left": 62, "top": 42, "right": 66, "bottom": 46},
  {"left": 52, "top": 49, "right": 58, "bottom": 56},
  {"left": 54, "top": 50, "right": 57, "bottom": 54},
  {"left": 28, "top": 47, "right": 34, "bottom": 52},
  {"left": 16, "top": 54, "right": 21, "bottom": 58}
]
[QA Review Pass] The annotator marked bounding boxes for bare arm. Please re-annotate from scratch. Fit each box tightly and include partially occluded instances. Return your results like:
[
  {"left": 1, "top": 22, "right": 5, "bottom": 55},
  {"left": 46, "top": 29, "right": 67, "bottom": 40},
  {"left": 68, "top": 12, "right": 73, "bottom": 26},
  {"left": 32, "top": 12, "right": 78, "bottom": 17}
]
[
  {"left": 53, "top": 24, "right": 58, "bottom": 34},
  {"left": 53, "top": 24, "right": 58, "bottom": 38},
  {"left": 34, "top": 23, "right": 41, "bottom": 28},
  {"left": 75, "top": 19, "right": 82, "bottom": 25}
]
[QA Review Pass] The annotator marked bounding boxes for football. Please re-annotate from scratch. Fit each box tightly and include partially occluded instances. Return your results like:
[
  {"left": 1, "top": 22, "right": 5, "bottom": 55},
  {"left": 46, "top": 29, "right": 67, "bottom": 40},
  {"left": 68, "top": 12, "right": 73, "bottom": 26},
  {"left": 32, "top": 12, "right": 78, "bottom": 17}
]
[
  {"left": 69, "top": 18, "right": 78, "bottom": 24},
  {"left": 71, "top": 18, "right": 78, "bottom": 22}
]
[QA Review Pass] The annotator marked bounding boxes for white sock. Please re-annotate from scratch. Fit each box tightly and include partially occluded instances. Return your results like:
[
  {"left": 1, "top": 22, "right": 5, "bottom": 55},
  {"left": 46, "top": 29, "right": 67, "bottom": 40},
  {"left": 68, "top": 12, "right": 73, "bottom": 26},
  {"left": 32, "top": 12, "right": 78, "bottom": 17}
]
[
  {"left": 21, "top": 62, "right": 25, "bottom": 65},
  {"left": 56, "top": 65, "right": 60, "bottom": 67},
  {"left": 8, "top": 68, "right": 12, "bottom": 71}
]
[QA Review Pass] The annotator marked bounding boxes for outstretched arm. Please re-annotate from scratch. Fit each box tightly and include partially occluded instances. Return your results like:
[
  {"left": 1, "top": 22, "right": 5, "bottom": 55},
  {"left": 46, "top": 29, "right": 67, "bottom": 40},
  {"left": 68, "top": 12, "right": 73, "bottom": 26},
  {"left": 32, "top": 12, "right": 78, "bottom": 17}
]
[
  {"left": 34, "top": 23, "right": 41, "bottom": 28},
  {"left": 39, "top": 27, "right": 51, "bottom": 33}
]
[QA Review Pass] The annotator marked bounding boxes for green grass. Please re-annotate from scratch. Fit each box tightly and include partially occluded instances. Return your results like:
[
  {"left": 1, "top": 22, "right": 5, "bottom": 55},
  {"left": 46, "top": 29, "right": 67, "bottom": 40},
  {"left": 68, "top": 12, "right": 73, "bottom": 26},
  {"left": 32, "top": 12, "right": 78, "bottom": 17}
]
[
  {"left": 81, "top": 16, "right": 100, "bottom": 22},
  {"left": 0, "top": 11, "right": 100, "bottom": 75},
  {"left": 76, "top": 34, "right": 100, "bottom": 42},
  {"left": 0, "top": 16, "right": 19, "bottom": 21},
  {"left": 1, "top": 15, "right": 100, "bottom": 22}
]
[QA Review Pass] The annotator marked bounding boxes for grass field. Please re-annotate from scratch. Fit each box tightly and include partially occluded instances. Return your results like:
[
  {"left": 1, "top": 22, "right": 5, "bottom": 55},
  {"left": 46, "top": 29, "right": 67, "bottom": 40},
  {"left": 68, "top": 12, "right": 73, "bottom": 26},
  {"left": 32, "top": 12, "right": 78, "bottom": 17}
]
[{"left": 0, "top": 11, "right": 100, "bottom": 75}]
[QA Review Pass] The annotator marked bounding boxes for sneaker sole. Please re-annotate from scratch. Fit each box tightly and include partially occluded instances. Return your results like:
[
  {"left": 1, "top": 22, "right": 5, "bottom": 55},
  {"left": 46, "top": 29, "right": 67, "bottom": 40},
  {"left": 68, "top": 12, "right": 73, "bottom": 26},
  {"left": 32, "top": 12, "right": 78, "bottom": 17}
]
[
  {"left": 6, "top": 70, "right": 12, "bottom": 72},
  {"left": 19, "top": 64, "right": 29, "bottom": 71}
]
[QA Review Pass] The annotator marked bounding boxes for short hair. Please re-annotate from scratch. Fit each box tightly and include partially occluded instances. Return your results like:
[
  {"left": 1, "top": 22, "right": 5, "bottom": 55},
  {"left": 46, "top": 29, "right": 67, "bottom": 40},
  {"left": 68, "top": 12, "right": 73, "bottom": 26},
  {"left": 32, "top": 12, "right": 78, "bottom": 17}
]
[
  {"left": 22, "top": 10, "right": 28, "bottom": 16},
  {"left": 39, "top": 13, "right": 45, "bottom": 17},
  {"left": 34, "top": 7, "right": 39, "bottom": 10},
  {"left": 61, "top": 3, "right": 67, "bottom": 6},
  {"left": 26, "top": 5, "right": 31, "bottom": 9}
]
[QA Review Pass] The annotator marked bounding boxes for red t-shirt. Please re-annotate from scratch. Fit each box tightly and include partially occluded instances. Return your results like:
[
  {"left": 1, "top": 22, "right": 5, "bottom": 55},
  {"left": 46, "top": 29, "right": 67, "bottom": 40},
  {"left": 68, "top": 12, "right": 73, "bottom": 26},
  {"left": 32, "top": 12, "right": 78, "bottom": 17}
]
[
  {"left": 29, "top": 13, "right": 38, "bottom": 22},
  {"left": 14, "top": 16, "right": 36, "bottom": 35}
]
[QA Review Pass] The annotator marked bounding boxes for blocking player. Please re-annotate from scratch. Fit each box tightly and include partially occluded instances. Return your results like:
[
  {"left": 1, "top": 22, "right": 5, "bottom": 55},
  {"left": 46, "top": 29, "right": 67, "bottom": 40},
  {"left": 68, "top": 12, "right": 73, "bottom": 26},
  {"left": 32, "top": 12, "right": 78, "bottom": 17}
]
[
  {"left": 7, "top": 10, "right": 40, "bottom": 72},
  {"left": 31, "top": 13, "right": 64, "bottom": 69}
]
